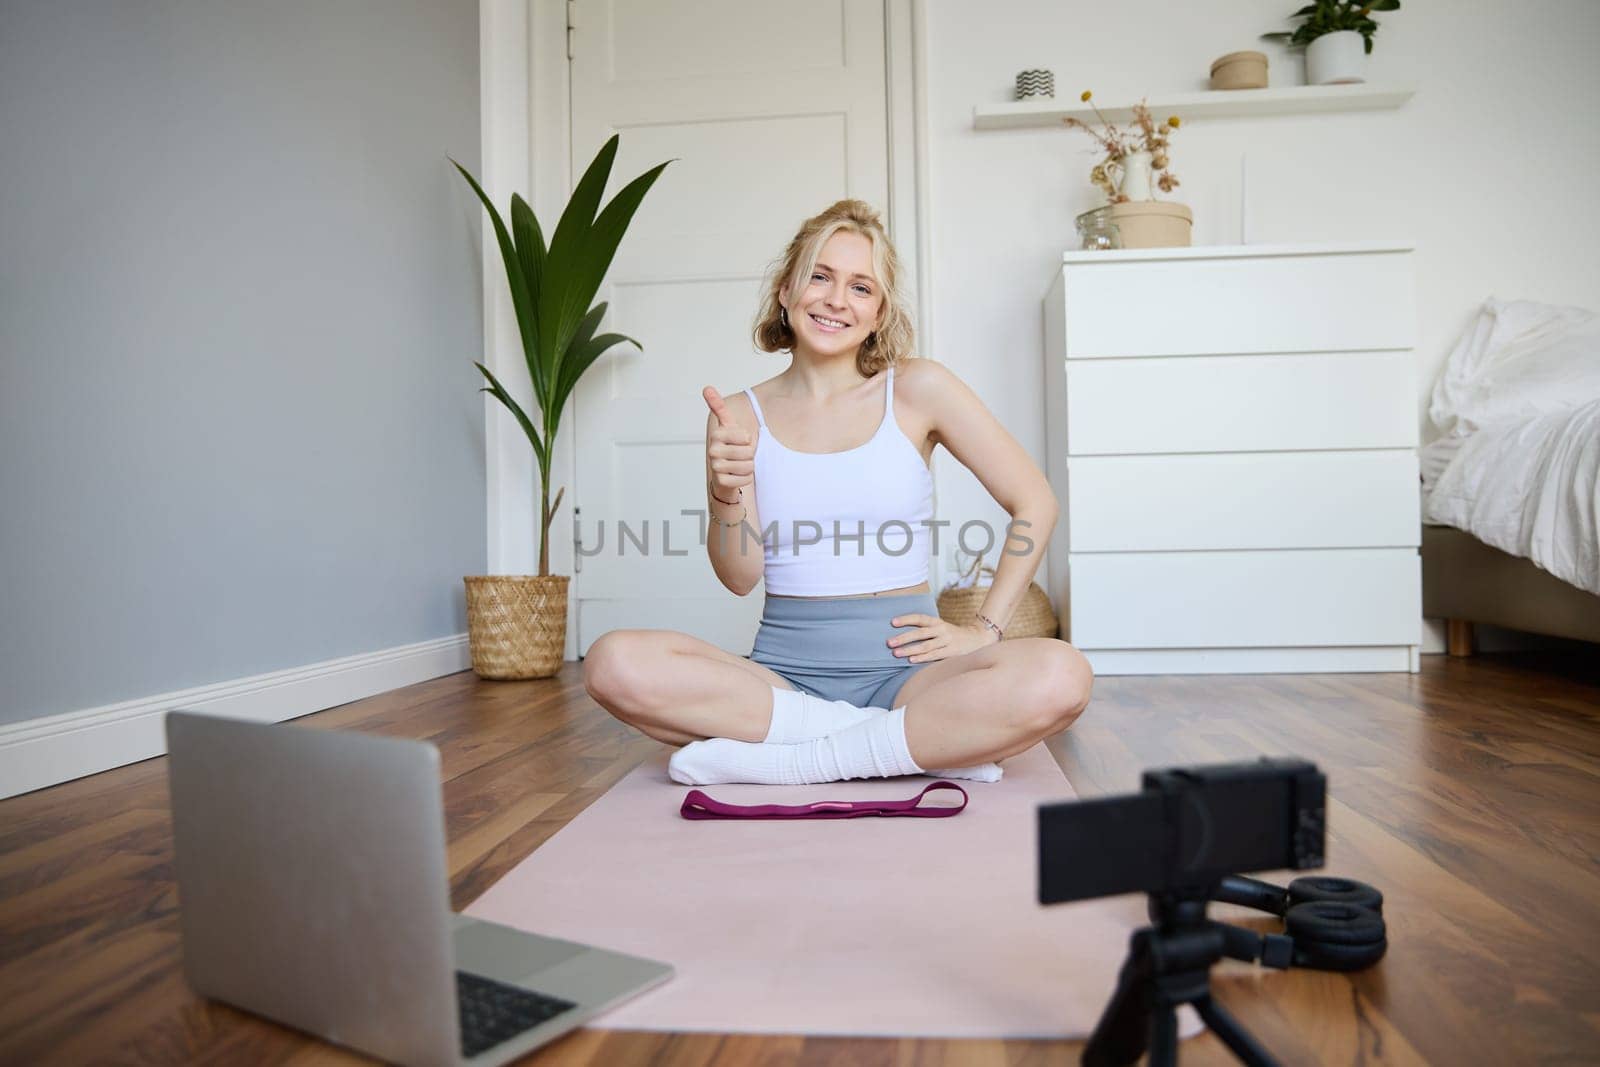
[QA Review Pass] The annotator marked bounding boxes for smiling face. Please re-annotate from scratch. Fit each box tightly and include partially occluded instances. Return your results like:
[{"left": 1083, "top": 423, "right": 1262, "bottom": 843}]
[{"left": 780, "top": 230, "right": 885, "bottom": 358}]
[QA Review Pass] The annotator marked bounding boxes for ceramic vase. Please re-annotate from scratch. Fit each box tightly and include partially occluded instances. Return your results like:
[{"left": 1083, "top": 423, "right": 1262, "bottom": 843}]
[{"left": 1111, "top": 150, "right": 1155, "bottom": 202}]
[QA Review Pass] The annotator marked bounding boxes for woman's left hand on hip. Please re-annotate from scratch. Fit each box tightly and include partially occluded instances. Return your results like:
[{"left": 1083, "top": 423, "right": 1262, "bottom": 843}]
[{"left": 887, "top": 613, "right": 997, "bottom": 663}]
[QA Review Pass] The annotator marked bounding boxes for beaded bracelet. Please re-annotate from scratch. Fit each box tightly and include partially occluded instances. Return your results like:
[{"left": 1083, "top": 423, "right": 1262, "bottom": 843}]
[
  {"left": 707, "top": 482, "right": 745, "bottom": 527},
  {"left": 975, "top": 612, "right": 1005, "bottom": 642}
]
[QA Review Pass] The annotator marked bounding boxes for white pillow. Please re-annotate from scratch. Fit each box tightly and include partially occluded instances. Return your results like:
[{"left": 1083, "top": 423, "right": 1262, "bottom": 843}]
[{"left": 1429, "top": 298, "right": 1600, "bottom": 438}]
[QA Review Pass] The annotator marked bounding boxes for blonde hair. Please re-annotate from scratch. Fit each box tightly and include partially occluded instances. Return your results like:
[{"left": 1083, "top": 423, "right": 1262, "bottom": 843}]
[{"left": 752, "top": 199, "right": 915, "bottom": 376}]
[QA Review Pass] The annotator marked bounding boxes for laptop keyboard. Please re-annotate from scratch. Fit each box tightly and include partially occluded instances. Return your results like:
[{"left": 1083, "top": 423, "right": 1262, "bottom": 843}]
[{"left": 456, "top": 970, "right": 577, "bottom": 1058}]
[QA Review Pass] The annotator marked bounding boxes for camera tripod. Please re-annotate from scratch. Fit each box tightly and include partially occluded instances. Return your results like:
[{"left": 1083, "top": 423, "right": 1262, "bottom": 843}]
[{"left": 1082, "top": 892, "right": 1279, "bottom": 1067}]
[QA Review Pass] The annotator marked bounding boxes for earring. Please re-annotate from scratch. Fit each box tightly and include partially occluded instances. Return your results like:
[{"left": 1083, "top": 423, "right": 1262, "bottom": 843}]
[{"left": 780, "top": 307, "right": 789, "bottom": 327}]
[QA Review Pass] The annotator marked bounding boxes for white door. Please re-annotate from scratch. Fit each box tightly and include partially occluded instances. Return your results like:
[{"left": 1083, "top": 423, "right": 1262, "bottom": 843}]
[{"left": 569, "top": 0, "right": 890, "bottom": 653}]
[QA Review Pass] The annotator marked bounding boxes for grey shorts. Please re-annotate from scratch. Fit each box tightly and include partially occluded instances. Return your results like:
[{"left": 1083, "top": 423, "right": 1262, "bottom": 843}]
[{"left": 748, "top": 591, "right": 934, "bottom": 709}]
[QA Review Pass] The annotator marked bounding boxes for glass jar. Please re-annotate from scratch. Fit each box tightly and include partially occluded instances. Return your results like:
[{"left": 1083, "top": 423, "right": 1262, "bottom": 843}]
[{"left": 1075, "top": 207, "right": 1122, "bottom": 251}]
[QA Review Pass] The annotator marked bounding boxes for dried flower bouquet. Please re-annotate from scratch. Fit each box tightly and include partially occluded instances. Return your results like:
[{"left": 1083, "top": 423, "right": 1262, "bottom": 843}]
[{"left": 1063, "top": 91, "right": 1182, "bottom": 202}]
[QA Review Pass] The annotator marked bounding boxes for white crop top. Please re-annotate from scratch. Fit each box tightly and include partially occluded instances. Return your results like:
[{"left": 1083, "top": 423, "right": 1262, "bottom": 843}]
[{"left": 744, "top": 366, "right": 935, "bottom": 596}]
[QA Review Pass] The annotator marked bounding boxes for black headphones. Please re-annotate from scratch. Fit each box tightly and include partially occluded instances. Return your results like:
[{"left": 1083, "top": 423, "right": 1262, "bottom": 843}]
[{"left": 1208, "top": 874, "right": 1388, "bottom": 972}]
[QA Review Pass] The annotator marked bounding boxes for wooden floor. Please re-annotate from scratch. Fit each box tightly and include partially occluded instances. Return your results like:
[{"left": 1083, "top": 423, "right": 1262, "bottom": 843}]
[{"left": 3, "top": 652, "right": 1598, "bottom": 1065}]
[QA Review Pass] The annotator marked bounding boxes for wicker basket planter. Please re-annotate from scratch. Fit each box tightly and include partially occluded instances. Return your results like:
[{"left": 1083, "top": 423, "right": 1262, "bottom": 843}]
[
  {"left": 464, "top": 575, "right": 569, "bottom": 679},
  {"left": 936, "top": 555, "right": 1058, "bottom": 640}
]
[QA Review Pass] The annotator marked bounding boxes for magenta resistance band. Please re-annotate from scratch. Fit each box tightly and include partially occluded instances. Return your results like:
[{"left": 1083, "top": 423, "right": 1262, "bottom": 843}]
[{"left": 679, "top": 780, "right": 968, "bottom": 820}]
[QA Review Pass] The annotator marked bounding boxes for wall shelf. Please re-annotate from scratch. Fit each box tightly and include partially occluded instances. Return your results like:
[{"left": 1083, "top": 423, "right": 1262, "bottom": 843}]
[{"left": 973, "top": 84, "right": 1414, "bottom": 130}]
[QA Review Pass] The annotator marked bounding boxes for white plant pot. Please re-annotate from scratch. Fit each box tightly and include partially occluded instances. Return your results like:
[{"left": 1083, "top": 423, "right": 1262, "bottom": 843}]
[{"left": 1305, "top": 30, "right": 1366, "bottom": 85}]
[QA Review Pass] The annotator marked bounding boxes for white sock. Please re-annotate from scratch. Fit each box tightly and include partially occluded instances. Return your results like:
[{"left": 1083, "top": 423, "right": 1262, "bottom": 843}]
[
  {"left": 759, "top": 688, "right": 1001, "bottom": 782},
  {"left": 670, "top": 706, "right": 1003, "bottom": 786},
  {"left": 762, "top": 688, "right": 881, "bottom": 743}
]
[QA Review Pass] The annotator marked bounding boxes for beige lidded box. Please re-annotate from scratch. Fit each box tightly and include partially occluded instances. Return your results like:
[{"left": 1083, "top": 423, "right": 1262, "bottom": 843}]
[
  {"left": 1210, "top": 50, "right": 1268, "bottom": 90},
  {"left": 1108, "top": 201, "right": 1193, "bottom": 249}
]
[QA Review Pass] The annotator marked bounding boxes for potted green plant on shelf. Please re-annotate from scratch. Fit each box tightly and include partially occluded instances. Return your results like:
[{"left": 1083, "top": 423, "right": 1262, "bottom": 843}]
[
  {"left": 1262, "top": 0, "right": 1401, "bottom": 86},
  {"left": 453, "top": 136, "right": 669, "bottom": 679}
]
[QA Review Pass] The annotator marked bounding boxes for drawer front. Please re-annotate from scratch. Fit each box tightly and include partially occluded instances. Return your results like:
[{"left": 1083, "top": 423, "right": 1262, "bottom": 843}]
[
  {"left": 1062, "top": 251, "right": 1415, "bottom": 358},
  {"left": 1068, "top": 450, "right": 1421, "bottom": 552},
  {"left": 1068, "top": 548, "right": 1420, "bottom": 649},
  {"left": 1066, "top": 351, "right": 1417, "bottom": 455}
]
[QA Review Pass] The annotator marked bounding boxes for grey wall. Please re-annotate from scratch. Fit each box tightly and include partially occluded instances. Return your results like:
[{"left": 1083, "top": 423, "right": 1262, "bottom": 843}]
[{"left": 0, "top": 1, "right": 485, "bottom": 726}]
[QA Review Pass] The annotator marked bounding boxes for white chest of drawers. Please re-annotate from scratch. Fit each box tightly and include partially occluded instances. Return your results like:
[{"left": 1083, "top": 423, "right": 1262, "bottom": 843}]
[{"left": 1041, "top": 243, "right": 1421, "bottom": 674}]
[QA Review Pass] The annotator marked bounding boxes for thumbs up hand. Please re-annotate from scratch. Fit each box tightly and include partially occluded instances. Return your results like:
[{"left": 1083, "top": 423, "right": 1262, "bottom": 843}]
[{"left": 704, "top": 386, "right": 755, "bottom": 504}]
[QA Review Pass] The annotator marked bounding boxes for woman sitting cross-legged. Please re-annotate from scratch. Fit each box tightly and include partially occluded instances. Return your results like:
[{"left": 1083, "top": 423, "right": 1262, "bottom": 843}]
[{"left": 582, "top": 199, "right": 1092, "bottom": 786}]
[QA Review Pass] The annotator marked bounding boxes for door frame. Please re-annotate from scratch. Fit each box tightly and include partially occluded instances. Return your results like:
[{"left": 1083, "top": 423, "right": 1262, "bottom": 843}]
[{"left": 477, "top": 0, "right": 934, "bottom": 660}]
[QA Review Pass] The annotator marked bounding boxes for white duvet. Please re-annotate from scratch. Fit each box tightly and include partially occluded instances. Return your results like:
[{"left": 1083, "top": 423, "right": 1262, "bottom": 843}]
[
  {"left": 1423, "top": 297, "right": 1600, "bottom": 596},
  {"left": 1424, "top": 400, "right": 1600, "bottom": 595}
]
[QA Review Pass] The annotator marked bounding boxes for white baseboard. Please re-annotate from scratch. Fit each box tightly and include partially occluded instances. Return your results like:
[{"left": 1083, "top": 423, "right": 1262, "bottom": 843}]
[
  {"left": 1083, "top": 645, "right": 1418, "bottom": 675},
  {"left": 0, "top": 635, "right": 471, "bottom": 801}
]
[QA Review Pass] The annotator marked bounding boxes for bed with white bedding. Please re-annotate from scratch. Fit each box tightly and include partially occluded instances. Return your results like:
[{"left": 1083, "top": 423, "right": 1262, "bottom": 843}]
[{"left": 1420, "top": 298, "right": 1600, "bottom": 649}]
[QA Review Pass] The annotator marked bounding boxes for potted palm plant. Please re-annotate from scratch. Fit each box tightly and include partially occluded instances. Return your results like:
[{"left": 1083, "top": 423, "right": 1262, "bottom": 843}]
[
  {"left": 1262, "top": 0, "right": 1401, "bottom": 86},
  {"left": 454, "top": 136, "right": 669, "bottom": 678}
]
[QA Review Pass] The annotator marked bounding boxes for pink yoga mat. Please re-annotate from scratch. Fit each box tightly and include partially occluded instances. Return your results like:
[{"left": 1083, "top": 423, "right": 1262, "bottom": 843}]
[{"left": 465, "top": 743, "right": 1178, "bottom": 1038}]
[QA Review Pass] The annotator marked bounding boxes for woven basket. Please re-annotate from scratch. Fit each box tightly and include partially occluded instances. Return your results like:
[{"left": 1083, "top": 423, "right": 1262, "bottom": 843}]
[
  {"left": 936, "top": 553, "right": 1058, "bottom": 640},
  {"left": 464, "top": 575, "right": 569, "bottom": 679}
]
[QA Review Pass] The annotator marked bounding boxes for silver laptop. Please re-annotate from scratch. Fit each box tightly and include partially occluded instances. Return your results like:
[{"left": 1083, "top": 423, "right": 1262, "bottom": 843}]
[{"left": 164, "top": 710, "right": 672, "bottom": 1067}]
